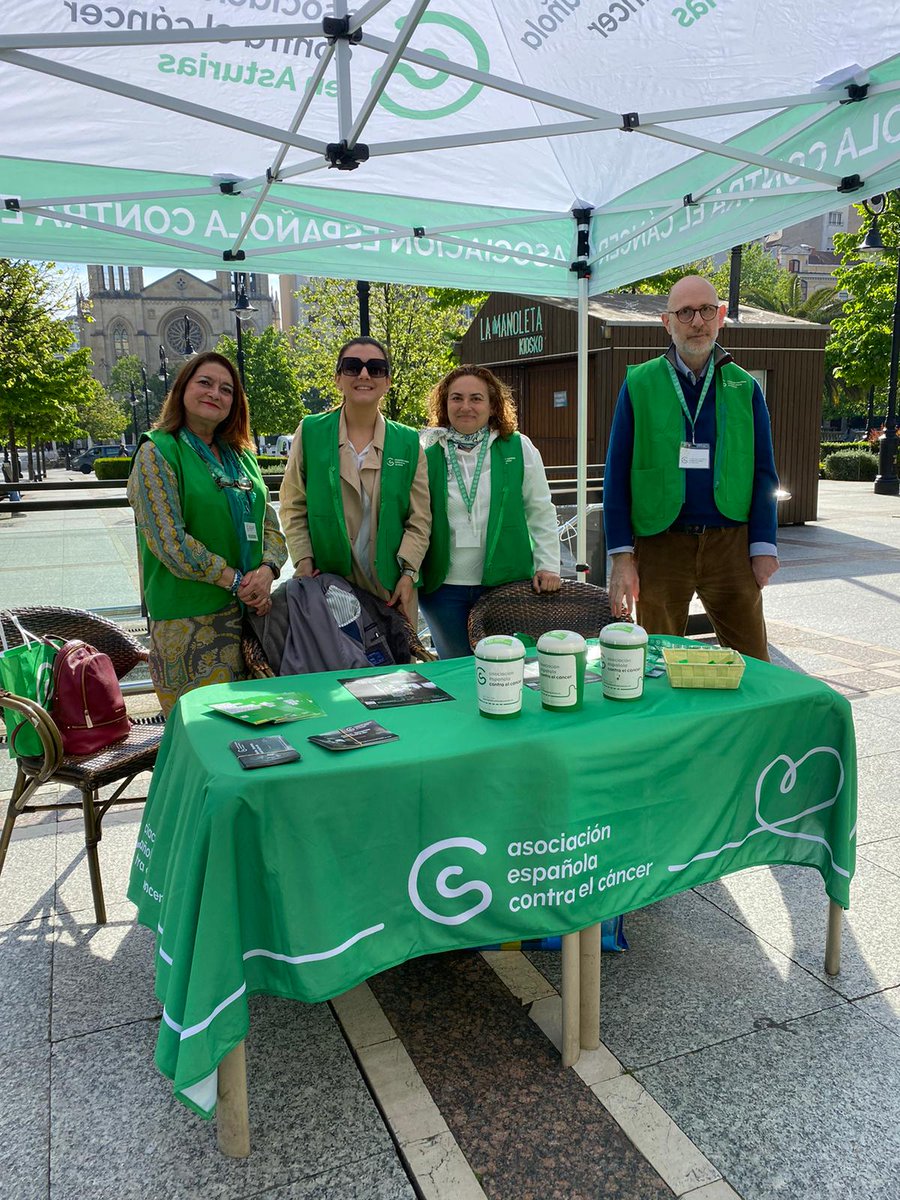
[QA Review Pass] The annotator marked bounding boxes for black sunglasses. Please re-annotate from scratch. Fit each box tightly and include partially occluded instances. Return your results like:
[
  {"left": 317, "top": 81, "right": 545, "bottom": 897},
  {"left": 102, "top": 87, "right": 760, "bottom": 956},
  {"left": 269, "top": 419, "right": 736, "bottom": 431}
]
[{"left": 337, "top": 356, "right": 390, "bottom": 378}]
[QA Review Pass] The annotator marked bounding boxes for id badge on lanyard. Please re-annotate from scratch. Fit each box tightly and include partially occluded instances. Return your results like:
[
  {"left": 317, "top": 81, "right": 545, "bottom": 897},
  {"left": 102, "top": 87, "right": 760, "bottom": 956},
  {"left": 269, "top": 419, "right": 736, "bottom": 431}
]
[
  {"left": 244, "top": 521, "right": 259, "bottom": 542},
  {"left": 679, "top": 442, "right": 710, "bottom": 470}
]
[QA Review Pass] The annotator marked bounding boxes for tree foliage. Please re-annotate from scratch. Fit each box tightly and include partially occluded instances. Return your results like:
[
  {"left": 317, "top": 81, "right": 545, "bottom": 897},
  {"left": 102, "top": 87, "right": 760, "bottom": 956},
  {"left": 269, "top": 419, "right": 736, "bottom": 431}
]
[
  {"left": 620, "top": 242, "right": 788, "bottom": 303},
  {"left": 216, "top": 325, "right": 308, "bottom": 437},
  {"left": 76, "top": 378, "right": 130, "bottom": 443},
  {"left": 0, "top": 259, "right": 97, "bottom": 450},
  {"left": 827, "top": 195, "right": 900, "bottom": 422},
  {"left": 290, "top": 279, "right": 474, "bottom": 426},
  {"left": 744, "top": 275, "right": 844, "bottom": 324}
]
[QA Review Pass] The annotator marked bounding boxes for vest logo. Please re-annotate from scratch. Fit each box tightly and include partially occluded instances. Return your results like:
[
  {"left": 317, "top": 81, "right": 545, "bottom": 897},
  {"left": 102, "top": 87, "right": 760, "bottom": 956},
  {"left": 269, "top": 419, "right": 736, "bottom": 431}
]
[
  {"left": 377, "top": 12, "right": 489, "bottom": 121},
  {"left": 504, "top": 457, "right": 516, "bottom": 464},
  {"left": 385, "top": 457, "right": 410, "bottom": 468}
]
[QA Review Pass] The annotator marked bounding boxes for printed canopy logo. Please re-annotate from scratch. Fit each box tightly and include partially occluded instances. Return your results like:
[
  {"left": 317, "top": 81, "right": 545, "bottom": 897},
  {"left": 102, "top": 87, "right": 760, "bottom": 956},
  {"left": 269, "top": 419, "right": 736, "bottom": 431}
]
[{"left": 377, "top": 12, "right": 489, "bottom": 121}]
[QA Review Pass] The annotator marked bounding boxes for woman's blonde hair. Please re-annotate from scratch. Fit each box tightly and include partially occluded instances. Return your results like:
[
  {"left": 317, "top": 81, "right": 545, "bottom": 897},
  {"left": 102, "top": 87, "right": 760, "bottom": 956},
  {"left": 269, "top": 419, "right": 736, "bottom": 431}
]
[
  {"left": 427, "top": 365, "right": 518, "bottom": 440},
  {"left": 155, "top": 352, "right": 252, "bottom": 451}
]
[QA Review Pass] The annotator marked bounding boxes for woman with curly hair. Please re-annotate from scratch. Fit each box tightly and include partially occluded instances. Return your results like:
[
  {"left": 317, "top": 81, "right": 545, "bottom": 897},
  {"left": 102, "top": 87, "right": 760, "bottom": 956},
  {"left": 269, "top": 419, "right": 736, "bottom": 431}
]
[
  {"left": 419, "top": 365, "right": 560, "bottom": 659},
  {"left": 127, "top": 352, "right": 286, "bottom": 715}
]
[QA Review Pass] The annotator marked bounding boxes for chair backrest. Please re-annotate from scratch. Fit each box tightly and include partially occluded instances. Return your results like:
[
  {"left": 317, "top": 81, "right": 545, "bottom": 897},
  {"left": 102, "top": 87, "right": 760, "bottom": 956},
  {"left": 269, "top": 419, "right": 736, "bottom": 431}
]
[
  {"left": 467, "top": 580, "right": 615, "bottom": 648},
  {"left": 1, "top": 606, "right": 148, "bottom": 680}
]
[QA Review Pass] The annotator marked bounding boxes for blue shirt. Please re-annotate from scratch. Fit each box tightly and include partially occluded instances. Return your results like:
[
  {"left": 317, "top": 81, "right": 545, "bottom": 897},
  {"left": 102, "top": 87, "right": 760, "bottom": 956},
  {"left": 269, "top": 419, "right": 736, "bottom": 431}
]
[{"left": 603, "top": 348, "right": 779, "bottom": 556}]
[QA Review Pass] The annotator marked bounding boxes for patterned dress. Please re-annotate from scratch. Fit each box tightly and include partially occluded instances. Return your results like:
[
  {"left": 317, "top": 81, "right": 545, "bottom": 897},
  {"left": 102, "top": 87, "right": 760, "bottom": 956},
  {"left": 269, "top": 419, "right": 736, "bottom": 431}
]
[{"left": 128, "top": 440, "right": 287, "bottom": 717}]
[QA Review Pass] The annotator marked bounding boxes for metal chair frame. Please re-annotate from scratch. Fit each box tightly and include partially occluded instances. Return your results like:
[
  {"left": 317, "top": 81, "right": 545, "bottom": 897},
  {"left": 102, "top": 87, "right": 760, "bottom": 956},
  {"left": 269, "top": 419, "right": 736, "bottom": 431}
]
[{"left": 0, "top": 606, "right": 164, "bottom": 923}]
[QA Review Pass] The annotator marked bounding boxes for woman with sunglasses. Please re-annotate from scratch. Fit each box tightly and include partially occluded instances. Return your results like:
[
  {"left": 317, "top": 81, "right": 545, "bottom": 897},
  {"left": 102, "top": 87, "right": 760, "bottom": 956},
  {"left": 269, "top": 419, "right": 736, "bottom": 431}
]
[
  {"left": 128, "top": 352, "right": 287, "bottom": 716},
  {"left": 279, "top": 337, "right": 430, "bottom": 623},
  {"left": 418, "top": 365, "right": 560, "bottom": 659}
]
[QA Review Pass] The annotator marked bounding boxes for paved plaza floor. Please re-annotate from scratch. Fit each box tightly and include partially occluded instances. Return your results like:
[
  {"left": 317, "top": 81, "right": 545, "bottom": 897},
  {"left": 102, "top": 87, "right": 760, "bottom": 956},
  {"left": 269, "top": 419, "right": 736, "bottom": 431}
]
[{"left": 1, "top": 478, "right": 898, "bottom": 1200}]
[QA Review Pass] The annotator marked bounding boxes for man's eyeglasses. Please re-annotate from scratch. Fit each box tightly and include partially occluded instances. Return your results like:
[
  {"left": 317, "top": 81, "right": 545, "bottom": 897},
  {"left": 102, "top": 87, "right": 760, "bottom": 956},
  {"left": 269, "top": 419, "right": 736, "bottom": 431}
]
[
  {"left": 338, "top": 357, "right": 390, "bottom": 378},
  {"left": 668, "top": 304, "right": 719, "bottom": 324}
]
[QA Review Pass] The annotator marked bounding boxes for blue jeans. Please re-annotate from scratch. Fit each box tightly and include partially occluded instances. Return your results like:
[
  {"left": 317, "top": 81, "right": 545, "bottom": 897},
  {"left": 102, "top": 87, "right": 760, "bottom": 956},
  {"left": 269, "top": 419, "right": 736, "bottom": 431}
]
[{"left": 419, "top": 584, "right": 485, "bottom": 659}]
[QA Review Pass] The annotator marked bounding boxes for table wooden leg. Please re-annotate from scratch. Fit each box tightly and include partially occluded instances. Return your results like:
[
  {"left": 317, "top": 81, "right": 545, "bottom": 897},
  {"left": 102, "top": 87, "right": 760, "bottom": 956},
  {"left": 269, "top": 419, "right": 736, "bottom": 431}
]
[
  {"left": 217, "top": 1040, "right": 250, "bottom": 1157},
  {"left": 579, "top": 923, "right": 601, "bottom": 1051},
  {"left": 561, "top": 931, "right": 580, "bottom": 1067},
  {"left": 825, "top": 899, "right": 843, "bottom": 977}
]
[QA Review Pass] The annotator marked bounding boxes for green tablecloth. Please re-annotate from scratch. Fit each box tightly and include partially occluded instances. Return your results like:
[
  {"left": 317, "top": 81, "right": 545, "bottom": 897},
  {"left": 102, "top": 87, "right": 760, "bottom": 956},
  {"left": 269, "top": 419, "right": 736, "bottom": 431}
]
[{"left": 127, "top": 654, "right": 857, "bottom": 1117}]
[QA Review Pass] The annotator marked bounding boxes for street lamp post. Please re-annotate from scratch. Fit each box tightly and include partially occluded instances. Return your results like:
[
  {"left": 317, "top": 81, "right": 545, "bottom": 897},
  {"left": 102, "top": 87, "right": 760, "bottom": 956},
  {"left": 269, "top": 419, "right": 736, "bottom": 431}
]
[
  {"left": 859, "top": 194, "right": 899, "bottom": 497},
  {"left": 158, "top": 345, "right": 169, "bottom": 394},
  {"left": 183, "top": 314, "right": 195, "bottom": 357},
  {"left": 129, "top": 378, "right": 139, "bottom": 441},
  {"left": 139, "top": 364, "right": 152, "bottom": 430},
  {"left": 229, "top": 272, "right": 257, "bottom": 392}
]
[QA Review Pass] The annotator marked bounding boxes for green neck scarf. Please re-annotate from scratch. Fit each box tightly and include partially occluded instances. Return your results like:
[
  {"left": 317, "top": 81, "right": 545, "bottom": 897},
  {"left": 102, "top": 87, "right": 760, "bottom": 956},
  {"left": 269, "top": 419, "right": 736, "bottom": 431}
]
[{"left": 179, "top": 428, "right": 255, "bottom": 572}]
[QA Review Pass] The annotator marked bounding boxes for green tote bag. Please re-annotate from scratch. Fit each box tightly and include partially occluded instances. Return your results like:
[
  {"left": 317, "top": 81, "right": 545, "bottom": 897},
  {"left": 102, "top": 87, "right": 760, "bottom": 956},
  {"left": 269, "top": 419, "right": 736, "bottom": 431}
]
[{"left": 0, "top": 613, "right": 57, "bottom": 758}]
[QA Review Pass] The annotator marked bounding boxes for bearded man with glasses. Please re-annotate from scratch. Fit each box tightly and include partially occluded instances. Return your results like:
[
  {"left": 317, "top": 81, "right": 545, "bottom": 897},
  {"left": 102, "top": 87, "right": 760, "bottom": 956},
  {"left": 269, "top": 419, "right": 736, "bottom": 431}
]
[{"left": 603, "top": 275, "right": 779, "bottom": 661}]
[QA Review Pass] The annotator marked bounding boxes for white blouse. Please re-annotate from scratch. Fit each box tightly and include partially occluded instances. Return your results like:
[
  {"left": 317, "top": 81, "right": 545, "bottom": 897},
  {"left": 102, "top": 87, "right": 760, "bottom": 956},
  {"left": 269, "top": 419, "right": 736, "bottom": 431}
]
[{"left": 421, "top": 428, "right": 560, "bottom": 585}]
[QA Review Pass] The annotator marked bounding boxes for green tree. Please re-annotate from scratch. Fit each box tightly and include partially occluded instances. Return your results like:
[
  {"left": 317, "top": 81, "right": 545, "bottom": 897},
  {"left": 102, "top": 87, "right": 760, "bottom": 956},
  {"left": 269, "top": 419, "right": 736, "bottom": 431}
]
[
  {"left": 76, "top": 378, "right": 130, "bottom": 443},
  {"left": 291, "top": 279, "right": 473, "bottom": 426},
  {"left": 216, "top": 325, "right": 307, "bottom": 439},
  {"left": 621, "top": 242, "right": 786, "bottom": 301},
  {"left": 0, "top": 259, "right": 97, "bottom": 466},
  {"left": 827, "top": 195, "right": 900, "bottom": 424},
  {"left": 743, "top": 274, "right": 844, "bottom": 323},
  {"left": 108, "top": 352, "right": 166, "bottom": 428}
]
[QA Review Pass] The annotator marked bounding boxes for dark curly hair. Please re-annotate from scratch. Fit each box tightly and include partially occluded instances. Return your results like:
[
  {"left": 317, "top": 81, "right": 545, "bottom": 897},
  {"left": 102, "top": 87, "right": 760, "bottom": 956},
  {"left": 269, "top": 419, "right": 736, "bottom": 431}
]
[{"left": 427, "top": 365, "right": 518, "bottom": 439}]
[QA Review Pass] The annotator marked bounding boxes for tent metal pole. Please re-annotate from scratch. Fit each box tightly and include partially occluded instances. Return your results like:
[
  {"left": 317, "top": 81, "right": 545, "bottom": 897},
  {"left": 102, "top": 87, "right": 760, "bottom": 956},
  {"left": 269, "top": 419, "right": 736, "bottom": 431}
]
[
  {"left": 571, "top": 207, "right": 593, "bottom": 584},
  {"left": 727, "top": 246, "right": 743, "bottom": 321},
  {"left": 333, "top": 0, "right": 353, "bottom": 142},
  {"left": 347, "top": 0, "right": 430, "bottom": 148}
]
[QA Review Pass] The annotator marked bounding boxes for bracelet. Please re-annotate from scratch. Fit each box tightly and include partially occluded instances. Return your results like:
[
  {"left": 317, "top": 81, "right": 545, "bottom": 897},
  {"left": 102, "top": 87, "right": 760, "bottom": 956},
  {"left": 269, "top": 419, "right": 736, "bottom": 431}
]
[
  {"left": 229, "top": 569, "right": 244, "bottom": 595},
  {"left": 262, "top": 560, "right": 280, "bottom": 579}
]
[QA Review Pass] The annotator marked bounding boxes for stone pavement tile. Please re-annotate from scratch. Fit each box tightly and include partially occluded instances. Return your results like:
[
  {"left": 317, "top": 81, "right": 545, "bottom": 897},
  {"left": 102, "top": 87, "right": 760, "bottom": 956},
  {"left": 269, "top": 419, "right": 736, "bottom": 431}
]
[
  {"left": 855, "top": 754, "right": 900, "bottom": 845},
  {"left": 816, "top": 668, "right": 900, "bottom": 696},
  {"left": 401, "top": 1131, "right": 488, "bottom": 1200},
  {"left": 55, "top": 821, "right": 139, "bottom": 919},
  {"left": 857, "top": 837, "right": 899, "bottom": 877},
  {"left": 853, "top": 689, "right": 900, "bottom": 719},
  {"left": 635, "top": 1004, "right": 900, "bottom": 1200},
  {"left": 356, "top": 1036, "right": 449, "bottom": 1145},
  {"left": 696, "top": 860, "right": 900, "bottom": 1000},
  {"left": 768, "top": 647, "right": 862, "bottom": 677},
  {"left": 0, "top": 830, "right": 56, "bottom": 925},
  {"left": 0, "top": 917, "right": 53, "bottom": 1051},
  {"left": 591, "top": 1073, "right": 720, "bottom": 1196},
  {"left": 50, "top": 902, "right": 160, "bottom": 1042},
  {"left": 841, "top": 705, "right": 897, "bottom": 760},
  {"left": 0, "top": 1043, "right": 50, "bottom": 1200},
  {"left": 61, "top": 564, "right": 138, "bottom": 611},
  {"left": 479, "top": 948, "right": 558, "bottom": 1004},
  {"left": 853, "top": 984, "right": 900, "bottom": 1040},
  {"left": 371, "top": 950, "right": 675, "bottom": 1200},
  {"left": 255, "top": 1152, "right": 416, "bottom": 1199},
  {"left": 527, "top": 890, "right": 840, "bottom": 1066},
  {"left": 51, "top": 997, "right": 400, "bottom": 1200}
]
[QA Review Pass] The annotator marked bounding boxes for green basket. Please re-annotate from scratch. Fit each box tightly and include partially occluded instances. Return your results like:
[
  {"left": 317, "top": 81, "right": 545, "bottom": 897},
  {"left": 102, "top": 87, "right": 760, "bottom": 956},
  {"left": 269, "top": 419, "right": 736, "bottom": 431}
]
[{"left": 662, "top": 647, "right": 745, "bottom": 689}]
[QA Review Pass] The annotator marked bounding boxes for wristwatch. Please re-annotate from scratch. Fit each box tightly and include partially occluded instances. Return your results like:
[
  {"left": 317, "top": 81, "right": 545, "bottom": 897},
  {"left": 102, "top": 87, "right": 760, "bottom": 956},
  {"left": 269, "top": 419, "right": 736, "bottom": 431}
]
[
  {"left": 261, "top": 560, "right": 281, "bottom": 579},
  {"left": 399, "top": 561, "right": 417, "bottom": 581}
]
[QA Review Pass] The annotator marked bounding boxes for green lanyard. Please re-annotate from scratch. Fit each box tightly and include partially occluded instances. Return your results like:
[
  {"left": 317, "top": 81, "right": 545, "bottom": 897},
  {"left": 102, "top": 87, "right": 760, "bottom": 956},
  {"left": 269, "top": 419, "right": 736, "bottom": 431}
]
[
  {"left": 664, "top": 358, "right": 715, "bottom": 445},
  {"left": 446, "top": 432, "right": 491, "bottom": 522}
]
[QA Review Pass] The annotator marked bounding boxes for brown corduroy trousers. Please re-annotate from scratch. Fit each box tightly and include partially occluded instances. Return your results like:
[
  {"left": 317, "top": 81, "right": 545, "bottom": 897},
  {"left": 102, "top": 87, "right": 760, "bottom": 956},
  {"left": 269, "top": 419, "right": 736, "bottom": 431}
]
[{"left": 634, "top": 525, "right": 770, "bottom": 661}]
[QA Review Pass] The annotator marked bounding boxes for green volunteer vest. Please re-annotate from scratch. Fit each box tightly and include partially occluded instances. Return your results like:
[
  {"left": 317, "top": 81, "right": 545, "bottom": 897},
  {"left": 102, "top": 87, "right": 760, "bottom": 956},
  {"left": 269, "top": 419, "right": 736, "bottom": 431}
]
[
  {"left": 301, "top": 408, "right": 419, "bottom": 593},
  {"left": 135, "top": 430, "right": 266, "bottom": 620},
  {"left": 626, "top": 356, "right": 756, "bottom": 537},
  {"left": 421, "top": 433, "right": 534, "bottom": 593}
]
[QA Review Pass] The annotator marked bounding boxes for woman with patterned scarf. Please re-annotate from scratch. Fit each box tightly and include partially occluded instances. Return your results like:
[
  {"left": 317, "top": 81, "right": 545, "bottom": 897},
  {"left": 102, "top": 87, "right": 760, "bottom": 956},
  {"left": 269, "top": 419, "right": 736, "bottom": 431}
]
[
  {"left": 127, "top": 352, "right": 286, "bottom": 716},
  {"left": 419, "top": 365, "right": 561, "bottom": 659}
]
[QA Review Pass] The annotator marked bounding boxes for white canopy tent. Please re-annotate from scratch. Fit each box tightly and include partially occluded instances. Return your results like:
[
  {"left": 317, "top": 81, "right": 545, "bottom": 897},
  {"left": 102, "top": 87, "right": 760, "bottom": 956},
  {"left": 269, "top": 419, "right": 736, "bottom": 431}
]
[{"left": 3, "top": 0, "right": 900, "bottom": 562}]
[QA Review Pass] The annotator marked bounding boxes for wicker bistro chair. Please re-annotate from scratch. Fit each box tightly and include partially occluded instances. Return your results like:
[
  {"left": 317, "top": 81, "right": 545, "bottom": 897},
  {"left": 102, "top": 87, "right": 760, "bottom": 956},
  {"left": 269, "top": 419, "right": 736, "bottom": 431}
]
[
  {"left": 0, "top": 606, "right": 164, "bottom": 924},
  {"left": 467, "top": 579, "right": 616, "bottom": 649}
]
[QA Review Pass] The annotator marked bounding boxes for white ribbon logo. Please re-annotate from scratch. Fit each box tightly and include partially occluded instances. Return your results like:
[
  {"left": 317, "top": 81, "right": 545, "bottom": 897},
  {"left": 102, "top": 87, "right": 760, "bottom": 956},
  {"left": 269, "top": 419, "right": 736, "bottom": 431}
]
[{"left": 408, "top": 837, "right": 493, "bottom": 926}]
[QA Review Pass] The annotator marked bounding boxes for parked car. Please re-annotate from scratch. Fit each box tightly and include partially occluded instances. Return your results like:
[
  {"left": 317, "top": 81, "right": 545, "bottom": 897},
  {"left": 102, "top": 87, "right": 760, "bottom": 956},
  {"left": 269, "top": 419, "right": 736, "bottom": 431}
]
[{"left": 72, "top": 445, "right": 136, "bottom": 473}]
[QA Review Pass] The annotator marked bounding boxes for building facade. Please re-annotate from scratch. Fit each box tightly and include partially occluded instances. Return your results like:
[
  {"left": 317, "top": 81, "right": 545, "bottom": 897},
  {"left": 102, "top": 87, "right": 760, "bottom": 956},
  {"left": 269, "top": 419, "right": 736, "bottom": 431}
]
[
  {"left": 78, "top": 267, "right": 277, "bottom": 386},
  {"left": 764, "top": 204, "right": 862, "bottom": 297}
]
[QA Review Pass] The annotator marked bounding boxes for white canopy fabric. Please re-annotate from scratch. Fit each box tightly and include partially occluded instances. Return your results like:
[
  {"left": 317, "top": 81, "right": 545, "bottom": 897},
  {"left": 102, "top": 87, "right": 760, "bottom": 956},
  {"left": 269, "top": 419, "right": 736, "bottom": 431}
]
[
  {"left": 2, "top": 1, "right": 899, "bottom": 563},
  {"left": 2, "top": 1, "right": 899, "bottom": 295}
]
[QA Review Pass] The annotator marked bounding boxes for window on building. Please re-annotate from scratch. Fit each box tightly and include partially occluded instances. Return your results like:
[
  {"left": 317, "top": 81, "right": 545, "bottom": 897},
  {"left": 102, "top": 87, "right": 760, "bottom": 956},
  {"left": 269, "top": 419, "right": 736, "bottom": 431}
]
[
  {"left": 165, "top": 314, "right": 204, "bottom": 356},
  {"left": 111, "top": 323, "right": 130, "bottom": 358},
  {"left": 827, "top": 211, "right": 844, "bottom": 226},
  {"left": 788, "top": 259, "right": 800, "bottom": 273},
  {"left": 800, "top": 280, "right": 808, "bottom": 299}
]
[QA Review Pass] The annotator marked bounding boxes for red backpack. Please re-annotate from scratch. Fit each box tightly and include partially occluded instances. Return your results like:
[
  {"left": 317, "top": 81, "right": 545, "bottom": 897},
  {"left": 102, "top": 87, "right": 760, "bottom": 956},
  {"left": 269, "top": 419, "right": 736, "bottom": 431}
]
[{"left": 51, "top": 640, "right": 131, "bottom": 755}]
